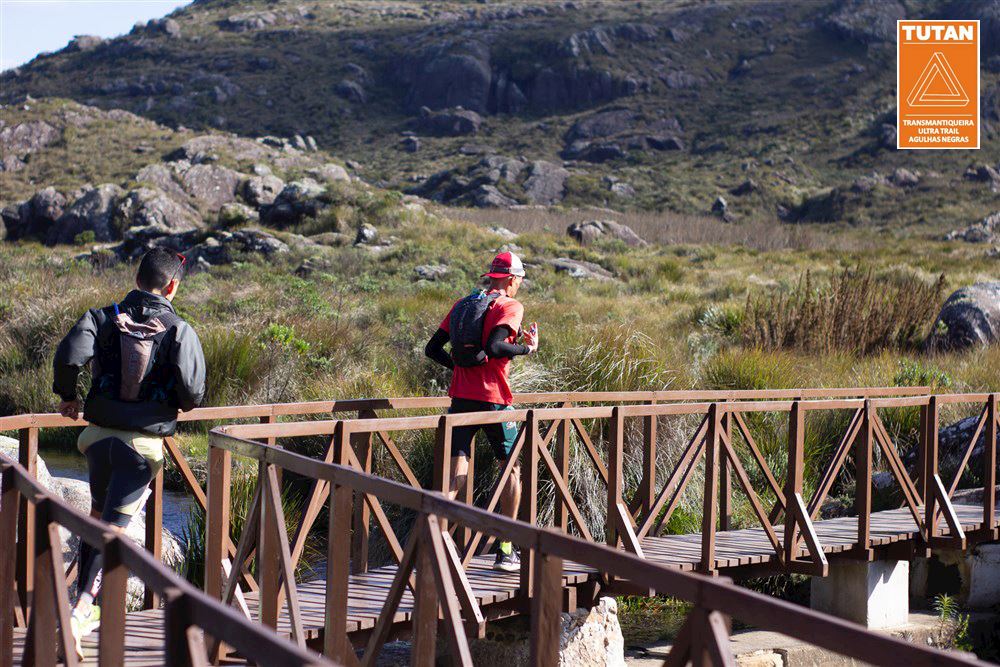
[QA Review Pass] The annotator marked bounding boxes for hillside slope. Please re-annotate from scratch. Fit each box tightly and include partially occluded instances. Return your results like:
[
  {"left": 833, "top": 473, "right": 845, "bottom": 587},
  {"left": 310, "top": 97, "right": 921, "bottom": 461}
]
[{"left": 1, "top": 0, "right": 998, "bottom": 228}]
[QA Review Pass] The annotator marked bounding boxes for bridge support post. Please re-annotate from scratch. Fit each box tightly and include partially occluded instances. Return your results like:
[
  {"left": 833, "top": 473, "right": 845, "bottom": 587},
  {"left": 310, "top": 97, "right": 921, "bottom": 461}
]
[{"left": 811, "top": 559, "right": 909, "bottom": 629}]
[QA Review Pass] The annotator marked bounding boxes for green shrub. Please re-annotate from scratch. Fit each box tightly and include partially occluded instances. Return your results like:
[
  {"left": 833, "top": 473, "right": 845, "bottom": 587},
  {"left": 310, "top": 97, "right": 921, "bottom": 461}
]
[{"left": 741, "top": 268, "right": 946, "bottom": 354}]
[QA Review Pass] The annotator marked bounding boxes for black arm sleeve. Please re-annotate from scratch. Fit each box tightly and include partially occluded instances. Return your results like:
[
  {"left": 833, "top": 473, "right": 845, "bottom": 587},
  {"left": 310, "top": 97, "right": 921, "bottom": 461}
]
[
  {"left": 486, "top": 325, "right": 530, "bottom": 359},
  {"left": 424, "top": 328, "right": 454, "bottom": 370},
  {"left": 52, "top": 310, "right": 99, "bottom": 401}
]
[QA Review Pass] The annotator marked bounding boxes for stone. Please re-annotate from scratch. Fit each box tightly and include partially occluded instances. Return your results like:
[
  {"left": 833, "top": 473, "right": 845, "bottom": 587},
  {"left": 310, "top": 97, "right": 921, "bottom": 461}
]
[
  {"left": 218, "top": 202, "right": 258, "bottom": 226},
  {"left": 731, "top": 179, "right": 758, "bottom": 196},
  {"left": 135, "top": 163, "right": 188, "bottom": 201},
  {"left": 405, "top": 42, "right": 493, "bottom": 113},
  {"left": 523, "top": 161, "right": 568, "bottom": 205},
  {"left": 927, "top": 282, "right": 1000, "bottom": 350},
  {"left": 0, "top": 436, "right": 56, "bottom": 490},
  {"left": 335, "top": 79, "right": 367, "bottom": 104},
  {"left": 610, "top": 182, "right": 635, "bottom": 198},
  {"left": 565, "top": 109, "right": 635, "bottom": 142},
  {"left": 308, "top": 163, "right": 350, "bottom": 183},
  {"left": 811, "top": 560, "right": 909, "bottom": 629},
  {"left": 241, "top": 173, "right": 285, "bottom": 206},
  {"left": 0, "top": 120, "right": 60, "bottom": 171},
  {"left": 472, "top": 185, "right": 518, "bottom": 207},
  {"left": 355, "top": 223, "right": 378, "bottom": 245},
  {"left": 559, "top": 597, "right": 625, "bottom": 666},
  {"left": 402, "top": 136, "right": 421, "bottom": 152},
  {"left": 220, "top": 11, "right": 277, "bottom": 32},
  {"left": 891, "top": 167, "right": 920, "bottom": 187},
  {"left": 567, "top": 220, "right": 647, "bottom": 247},
  {"left": 646, "top": 135, "right": 684, "bottom": 151},
  {"left": 822, "top": 0, "right": 905, "bottom": 45},
  {"left": 178, "top": 164, "right": 243, "bottom": 211},
  {"left": 414, "top": 106, "right": 483, "bottom": 136},
  {"left": 115, "top": 187, "right": 202, "bottom": 233},
  {"left": 51, "top": 183, "right": 123, "bottom": 245},
  {"left": 260, "top": 179, "right": 326, "bottom": 227},
  {"left": 549, "top": 257, "right": 615, "bottom": 281},
  {"left": 186, "top": 229, "right": 288, "bottom": 270},
  {"left": 563, "top": 141, "right": 625, "bottom": 163},
  {"left": 68, "top": 35, "right": 104, "bottom": 52},
  {"left": 489, "top": 226, "right": 518, "bottom": 240},
  {"left": 712, "top": 196, "right": 728, "bottom": 215},
  {"left": 964, "top": 164, "right": 1000, "bottom": 192},
  {"left": 415, "top": 264, "right": 449, "bottom": 281},
  {"left": 10, "top": 187, "right": 67, "bottom": 240},
  {"left": 148, "top": 18, "right": 181, "bottom": 38}
]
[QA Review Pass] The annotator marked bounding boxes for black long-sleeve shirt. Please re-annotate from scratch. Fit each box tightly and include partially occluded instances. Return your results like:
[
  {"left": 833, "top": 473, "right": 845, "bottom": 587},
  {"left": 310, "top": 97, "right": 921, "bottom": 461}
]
[{"left": 424, "top": 325, "right": 529, "bottom": 369}]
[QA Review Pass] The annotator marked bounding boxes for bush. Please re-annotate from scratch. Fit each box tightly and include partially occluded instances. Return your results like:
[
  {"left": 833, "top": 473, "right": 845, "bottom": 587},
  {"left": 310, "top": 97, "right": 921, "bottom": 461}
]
[{"left": 741, "top": 268, "right": 946, "bottom": 354}]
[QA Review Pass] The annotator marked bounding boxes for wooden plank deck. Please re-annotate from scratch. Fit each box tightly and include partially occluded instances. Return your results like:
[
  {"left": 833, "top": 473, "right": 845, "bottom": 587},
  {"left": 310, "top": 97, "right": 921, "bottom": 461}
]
[{"left": 9, "top": 504, "right": 985, "bottom": 665}]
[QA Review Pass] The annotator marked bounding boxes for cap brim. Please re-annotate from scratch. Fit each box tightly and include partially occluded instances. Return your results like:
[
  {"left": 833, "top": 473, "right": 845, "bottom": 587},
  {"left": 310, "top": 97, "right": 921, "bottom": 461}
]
[{"left": 482, "top": 271, "right": 524, "bottom": 278}]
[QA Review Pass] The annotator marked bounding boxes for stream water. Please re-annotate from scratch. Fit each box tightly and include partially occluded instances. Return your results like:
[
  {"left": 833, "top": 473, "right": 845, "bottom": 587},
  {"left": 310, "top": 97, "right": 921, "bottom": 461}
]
[{"left": 42, "top": 449, "right": 195, "bottom": 542}]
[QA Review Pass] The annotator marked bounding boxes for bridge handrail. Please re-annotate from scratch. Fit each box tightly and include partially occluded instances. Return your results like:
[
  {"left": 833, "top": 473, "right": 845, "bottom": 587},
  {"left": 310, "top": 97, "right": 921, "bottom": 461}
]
[
  {"left": 1, "top": 385, "right": 935, "bottom": 614},
  {"left": 206, "top": 427, "right": 983, "bottom": 667},
  {"left": 0, "top": 451, "right": 333, "bottom": 667},
  {"left": 214, "top": 391, "right": 999, "bottom": 581}
]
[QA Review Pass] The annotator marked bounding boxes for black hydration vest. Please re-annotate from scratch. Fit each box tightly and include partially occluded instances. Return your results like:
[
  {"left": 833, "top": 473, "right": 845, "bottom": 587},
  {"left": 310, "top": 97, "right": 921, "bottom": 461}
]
[
  {"left": 449, "top": 290, "right": 501, "bottom": 367},
  {"left": 92, "top": 304, "right": 181, "bottom": 404}
]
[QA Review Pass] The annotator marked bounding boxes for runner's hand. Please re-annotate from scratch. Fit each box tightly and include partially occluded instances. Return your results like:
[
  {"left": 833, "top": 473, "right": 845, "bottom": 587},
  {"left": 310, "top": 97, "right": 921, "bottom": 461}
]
[
  {"left": 522, "top": 322, "right": 539, "bottom": 354},
  {"left": 58, "top": 400, "right": 81, "bottom": 418}
]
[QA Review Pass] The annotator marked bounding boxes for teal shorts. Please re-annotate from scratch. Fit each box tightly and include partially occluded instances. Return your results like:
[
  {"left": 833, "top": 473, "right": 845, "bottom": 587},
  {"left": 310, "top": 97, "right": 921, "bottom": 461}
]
[{"left": 448, "top": 398, "right": 519, "bottom": 460}]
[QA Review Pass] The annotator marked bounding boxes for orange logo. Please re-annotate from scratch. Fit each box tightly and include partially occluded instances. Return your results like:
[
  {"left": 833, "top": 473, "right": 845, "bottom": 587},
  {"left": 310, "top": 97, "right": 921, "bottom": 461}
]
[{"left": 897, "top": 20, "right": 979, "bottom": 149}]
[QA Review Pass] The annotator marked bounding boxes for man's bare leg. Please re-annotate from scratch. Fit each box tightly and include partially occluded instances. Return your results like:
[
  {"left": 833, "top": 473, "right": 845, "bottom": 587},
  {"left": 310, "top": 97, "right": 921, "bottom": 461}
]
[
  {"left": 500, "top": 462, "right": 521, "bottom": 519},
  {"left": 448, "top": 454, "right": 470, "bottom": 501}
]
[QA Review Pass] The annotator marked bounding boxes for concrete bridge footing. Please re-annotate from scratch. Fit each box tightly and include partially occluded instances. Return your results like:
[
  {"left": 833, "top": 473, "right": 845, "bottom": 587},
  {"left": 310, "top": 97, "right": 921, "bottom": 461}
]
[
  {"left": 810, "top": 560, "right": 910, "bottom": 629},
  {"left": 911, "top": 543, "right": 1000, "bottom": 609}
]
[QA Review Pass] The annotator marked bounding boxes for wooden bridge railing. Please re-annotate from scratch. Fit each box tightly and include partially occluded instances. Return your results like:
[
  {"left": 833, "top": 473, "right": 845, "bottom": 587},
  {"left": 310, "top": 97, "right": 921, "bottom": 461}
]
[
  {"left": 1, "top": 386, "right": 929, "bottom": 623},
  {"left": 218, "top": 391, "right": 998, "bottom": 583},
  {"left": 0, "top": 451, "right": 334, "bottom": 667},
  {"left": 206, "top": 426, "right": 985, "bottom": 667}
]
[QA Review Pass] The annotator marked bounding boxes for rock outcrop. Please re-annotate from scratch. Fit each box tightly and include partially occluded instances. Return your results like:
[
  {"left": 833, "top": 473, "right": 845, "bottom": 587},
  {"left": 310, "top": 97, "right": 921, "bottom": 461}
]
[
  {"left": 412, "top": 106, "right": 483, "bottom": 136},
  {"left": 523, "top": 161, "right": 568, "bottom": 205},
  {"left": 821, "top": 0, "right": 905, "bottom": 44},
  {"left": 926, "top": 282, "right": 1000, "bottom": 351},
  {"left": 51, "top": 183, "right": 123, "bottom": 244},
  {"left": 0, "top": 120, "right": 61, "bottom": 171},
  {"left": 567, "top": 220, "right": 647, "bottom": 247}
]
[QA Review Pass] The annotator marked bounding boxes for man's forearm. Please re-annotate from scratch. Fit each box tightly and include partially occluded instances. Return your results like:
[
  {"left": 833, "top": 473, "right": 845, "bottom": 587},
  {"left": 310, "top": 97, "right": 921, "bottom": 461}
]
[{"left": 425, "top": 328, "right": 454, "bottom": 369}]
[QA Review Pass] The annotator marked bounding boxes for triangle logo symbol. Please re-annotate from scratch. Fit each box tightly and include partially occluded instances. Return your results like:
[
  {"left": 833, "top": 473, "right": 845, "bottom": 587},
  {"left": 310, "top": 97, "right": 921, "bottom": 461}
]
[{"left": 906, "top": 51, "right": 970, "bottom": 107}]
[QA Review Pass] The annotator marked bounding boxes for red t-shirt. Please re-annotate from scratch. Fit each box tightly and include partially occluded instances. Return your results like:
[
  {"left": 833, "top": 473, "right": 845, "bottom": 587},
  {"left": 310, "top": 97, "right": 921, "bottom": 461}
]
[{"left": 440, "top": 291, "right": 524, "bottom": 405}]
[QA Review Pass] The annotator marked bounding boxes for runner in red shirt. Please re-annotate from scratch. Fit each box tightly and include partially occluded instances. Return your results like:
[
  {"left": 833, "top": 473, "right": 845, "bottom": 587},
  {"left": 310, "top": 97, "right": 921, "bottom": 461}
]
[{"left": 425, "top": 251, "right": 538, "bottom": 571}]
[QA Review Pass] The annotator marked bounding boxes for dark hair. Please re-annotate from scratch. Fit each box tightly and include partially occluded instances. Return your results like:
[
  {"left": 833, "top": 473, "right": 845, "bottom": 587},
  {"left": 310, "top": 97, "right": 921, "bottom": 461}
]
[{"left": 136, "top": 248, "right": 183, "bottom": 292}]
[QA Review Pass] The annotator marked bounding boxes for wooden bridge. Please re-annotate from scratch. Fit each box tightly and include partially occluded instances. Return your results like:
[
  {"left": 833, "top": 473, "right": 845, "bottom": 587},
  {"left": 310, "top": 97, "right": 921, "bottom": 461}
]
[{"left": 2, "top": 387, "right": 997, "bottom": 665}]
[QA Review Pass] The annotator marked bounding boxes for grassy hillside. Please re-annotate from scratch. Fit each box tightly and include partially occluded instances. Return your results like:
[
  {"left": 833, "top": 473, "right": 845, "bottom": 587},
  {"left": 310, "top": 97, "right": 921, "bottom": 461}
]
[{"left": 2, "top": 0, "right": 997, "bottom": 227}]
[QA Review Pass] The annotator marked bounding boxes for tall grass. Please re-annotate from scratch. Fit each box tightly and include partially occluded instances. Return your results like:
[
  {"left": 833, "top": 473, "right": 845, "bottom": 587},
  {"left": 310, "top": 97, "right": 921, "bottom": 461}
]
[{"left": 741, "top": 268, "right": 946, "bottom": 354}]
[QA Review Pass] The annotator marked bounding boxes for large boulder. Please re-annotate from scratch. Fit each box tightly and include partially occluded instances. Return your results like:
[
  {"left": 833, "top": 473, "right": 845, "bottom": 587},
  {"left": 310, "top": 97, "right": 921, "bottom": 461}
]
[
  {"left": 927, "top": 282, "right": 1000, "bottom": 351},
  {"left": 821, "top": 0, "right": 905, "bottom": 44},
  {"left": 51, "top": 184, "right": 123, "bottom": 245},
  {"left": 405, "top": 42, "right": 493, "bottom": 113},
  {"left": 178, "top": 164, "right": 243, "bottom": 211},
  {"left": 7, "top": 187, "right": 67, "bottom": 240},
  {"left": 135, "top": 163, "right": 188, "bottom": 201},
  {"left": 115, "top": 187, "right": 202, "bottom": 233},
  {"left": 565, "top": 109, "right": 636, "bottom": 142},
  {"left": 260, "top": 179, "right": 327, "bottom": 227},
  {"left": 523, "top": 161, "right": 568, "bottom": 205},
  {"left": 945, "top": 211, "right": 998, "bottom": 244},
  {"left": 241, "top": 173, "right": 285, "bottom": 207},
  {"left": 472, "top": 184, "right": 518, "bottom": 207},
  {"left": 463, "top": 597, "right": 625, "bottom": 666},
  {"left": 548, "top": 257, "right": 615, "bottom": 281},
  {"left": 186, "top": 229, "right": 289, "bottom": 271},
  {"left": 0, "top": 120, "right": 61, "bottom": 171},
  {"left": 413, "top": 106, "right": 483, "bottom": 136},
  {"left": 567, "top": 220, "right": 647, "bottom": 247}
]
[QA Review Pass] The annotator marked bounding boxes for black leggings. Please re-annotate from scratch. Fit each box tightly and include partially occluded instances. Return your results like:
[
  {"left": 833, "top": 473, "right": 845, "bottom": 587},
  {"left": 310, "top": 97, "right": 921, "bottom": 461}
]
[{"left": 77, "top": 438, "right": 154, "bottom": 598}]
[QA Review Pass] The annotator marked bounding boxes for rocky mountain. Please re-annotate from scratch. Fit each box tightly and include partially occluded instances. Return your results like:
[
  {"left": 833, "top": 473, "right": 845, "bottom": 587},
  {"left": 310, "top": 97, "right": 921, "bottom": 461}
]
[{"left": 1, "top": 0, "right": 999, "bottom": 228}]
